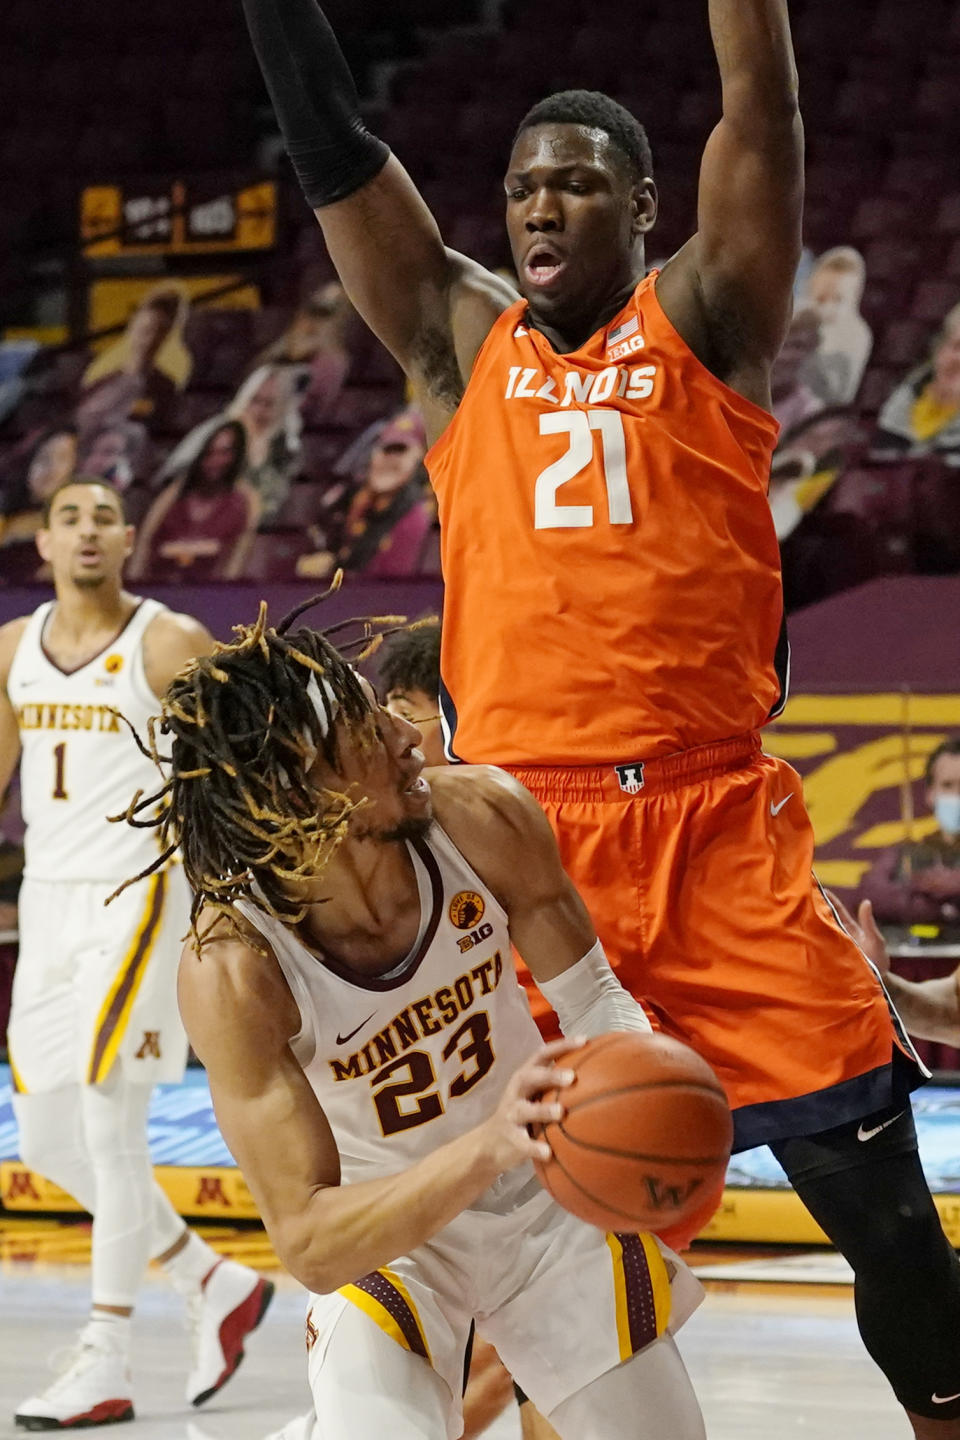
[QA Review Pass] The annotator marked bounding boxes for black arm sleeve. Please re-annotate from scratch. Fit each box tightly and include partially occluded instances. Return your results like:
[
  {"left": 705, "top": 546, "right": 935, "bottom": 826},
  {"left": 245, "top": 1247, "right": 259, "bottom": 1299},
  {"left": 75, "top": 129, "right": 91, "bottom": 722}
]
[{"left": 240, "top": 0, "right": 390, "bottom": 209}]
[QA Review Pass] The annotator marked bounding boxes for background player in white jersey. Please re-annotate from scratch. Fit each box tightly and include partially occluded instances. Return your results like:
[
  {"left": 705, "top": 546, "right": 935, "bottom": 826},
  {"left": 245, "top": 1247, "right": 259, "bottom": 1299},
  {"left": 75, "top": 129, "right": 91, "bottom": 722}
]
[
  {"left": 131, "top": 601, "right": 707, "bottom": 1440},
  {"left": 0, "top": 478, "right": 273, "bottom": 1430}
]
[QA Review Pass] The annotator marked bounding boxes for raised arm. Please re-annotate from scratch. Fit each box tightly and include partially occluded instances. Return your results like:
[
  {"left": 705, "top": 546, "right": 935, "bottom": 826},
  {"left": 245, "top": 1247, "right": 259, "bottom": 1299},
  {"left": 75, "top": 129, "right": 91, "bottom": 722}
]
[
  {"left": 657, "top": 0, "right": 804, "bottom": 405},
  {"left": 239, "top": 0, "right": 515, "bottom": 433},
  {"left": 179, "top": 915, "right": 574, "bottom": 1293}
]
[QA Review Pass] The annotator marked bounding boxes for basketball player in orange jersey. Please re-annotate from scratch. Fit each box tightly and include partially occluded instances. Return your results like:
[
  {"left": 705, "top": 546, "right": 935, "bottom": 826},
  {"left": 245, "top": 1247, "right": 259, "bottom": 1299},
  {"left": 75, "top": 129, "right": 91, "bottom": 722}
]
[
  {"left": 238, "top": 0, "right": 960, "bottom": 1431},
  {"left": 0, "top": 479, "right": 273, "bottom": 1429}
]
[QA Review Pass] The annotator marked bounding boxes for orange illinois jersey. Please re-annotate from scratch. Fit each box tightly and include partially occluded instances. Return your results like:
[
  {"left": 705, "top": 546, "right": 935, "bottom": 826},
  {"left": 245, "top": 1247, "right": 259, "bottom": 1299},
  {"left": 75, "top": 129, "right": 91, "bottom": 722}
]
[{"left": 426, "top": 272, "right": 785, "bottom": 767}]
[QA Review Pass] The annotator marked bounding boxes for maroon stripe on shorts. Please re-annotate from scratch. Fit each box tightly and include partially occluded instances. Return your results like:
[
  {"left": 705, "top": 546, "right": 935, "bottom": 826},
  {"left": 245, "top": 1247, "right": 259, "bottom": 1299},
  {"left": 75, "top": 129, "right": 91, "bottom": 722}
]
[
  {"left": 616, "top": 1232, "right": 659, "bottom": 1354},
  {"left": 353, "top": 1271, "right": 429, "bottom": 1360},
  {"left": 87, "top": 871, "right": 166, "bottom": 1084}
]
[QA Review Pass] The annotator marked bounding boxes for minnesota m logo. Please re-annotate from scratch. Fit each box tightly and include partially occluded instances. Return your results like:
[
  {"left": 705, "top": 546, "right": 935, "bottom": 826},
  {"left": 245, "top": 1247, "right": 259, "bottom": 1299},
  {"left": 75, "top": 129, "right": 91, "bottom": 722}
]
[
  {"left": 5, "top": 1168, "right": 41, "bottom": 1202},
  {"left": 195, "top": 1175, "right": 231, "bottom": 1207},
  {"left": 135, "top": 1031, "right": 161, "bottom": 1059}
]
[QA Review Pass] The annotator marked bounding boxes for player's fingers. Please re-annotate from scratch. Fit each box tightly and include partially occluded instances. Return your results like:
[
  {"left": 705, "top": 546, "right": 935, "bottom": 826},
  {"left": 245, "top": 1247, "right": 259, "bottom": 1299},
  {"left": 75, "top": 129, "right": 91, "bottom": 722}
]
[
  {"left": 538, "top": 1036, "right": 588, "bottom": 1061},
  {"left": 517, "top": 1063, "right": 575, "bottom": 1097},
  {"left": 513, "top": 1097, "right": 564, "bottom": 1126},
  {"left": 860, "top": 897, "right": 880, "bottom": 935},
  {"left": 826, "top": 888, "right": 856, "bottom": 932}
]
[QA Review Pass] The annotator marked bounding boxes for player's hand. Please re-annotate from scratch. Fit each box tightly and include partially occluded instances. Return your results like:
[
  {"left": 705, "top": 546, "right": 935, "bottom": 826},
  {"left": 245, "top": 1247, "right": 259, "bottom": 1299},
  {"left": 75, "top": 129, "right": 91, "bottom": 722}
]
[
  {"left": 478, "top": 1038, "right": 584, "bottom": 1174},
  {"left": 826, "top": 890, "right": 891, "bottom": 976}
]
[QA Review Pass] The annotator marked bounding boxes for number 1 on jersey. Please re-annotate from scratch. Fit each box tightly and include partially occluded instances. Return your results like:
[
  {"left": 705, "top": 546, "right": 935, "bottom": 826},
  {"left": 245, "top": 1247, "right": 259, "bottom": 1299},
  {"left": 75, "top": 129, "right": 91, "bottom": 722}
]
[
  {"left": 535, "top": 410, "right": 632, "bottom": 530},
  {"left": 52, "top": 742, "right": 68, "bottom": 800}
]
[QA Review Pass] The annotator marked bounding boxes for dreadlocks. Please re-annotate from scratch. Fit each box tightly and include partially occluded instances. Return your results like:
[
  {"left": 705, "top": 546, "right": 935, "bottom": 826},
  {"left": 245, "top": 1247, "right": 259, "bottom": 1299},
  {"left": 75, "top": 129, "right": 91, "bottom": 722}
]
[{"left": 109, "top": 588, "right": 405, "bottom": 951}]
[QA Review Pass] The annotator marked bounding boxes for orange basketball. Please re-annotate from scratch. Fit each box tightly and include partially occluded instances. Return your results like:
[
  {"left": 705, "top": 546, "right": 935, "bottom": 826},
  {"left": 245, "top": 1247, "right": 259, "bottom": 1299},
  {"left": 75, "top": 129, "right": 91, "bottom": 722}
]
[{"left": 532, "top": 1031, "right": 733, "bottom": 1235}]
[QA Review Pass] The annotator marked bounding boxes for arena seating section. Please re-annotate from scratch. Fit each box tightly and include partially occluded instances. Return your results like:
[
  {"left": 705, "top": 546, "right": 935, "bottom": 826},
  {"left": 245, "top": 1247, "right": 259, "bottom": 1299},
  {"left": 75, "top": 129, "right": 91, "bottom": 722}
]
[{"left": 2, "top": 0, "right": 960, "bottom": 590}]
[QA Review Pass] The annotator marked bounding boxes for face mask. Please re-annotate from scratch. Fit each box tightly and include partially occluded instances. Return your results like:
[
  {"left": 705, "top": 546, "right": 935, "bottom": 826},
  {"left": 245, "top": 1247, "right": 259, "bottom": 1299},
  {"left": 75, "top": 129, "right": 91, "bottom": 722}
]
[{"left": 934, "top": 794, "right": 960, "bottom": 838}]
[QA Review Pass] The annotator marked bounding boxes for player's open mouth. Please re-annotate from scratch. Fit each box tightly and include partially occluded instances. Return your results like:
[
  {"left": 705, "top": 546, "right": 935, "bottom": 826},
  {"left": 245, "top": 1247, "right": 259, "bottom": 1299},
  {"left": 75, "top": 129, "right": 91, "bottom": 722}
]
[
  {"left": 403, "top": 775, "right": 429, "bottom": 798},
  {"left": 524, "top": 247, "right": 566, "bottom": 289}
]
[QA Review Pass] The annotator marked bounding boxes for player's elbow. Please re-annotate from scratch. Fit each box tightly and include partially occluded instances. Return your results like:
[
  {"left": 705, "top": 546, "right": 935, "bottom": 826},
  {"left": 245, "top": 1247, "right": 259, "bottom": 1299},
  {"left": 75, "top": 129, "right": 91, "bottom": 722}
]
[
  {"left": 273, "top": 1218, "right": 342, "bottom": 1295},
  {"left": 722, "top": 75, "right": 802, "bottom": 140}
]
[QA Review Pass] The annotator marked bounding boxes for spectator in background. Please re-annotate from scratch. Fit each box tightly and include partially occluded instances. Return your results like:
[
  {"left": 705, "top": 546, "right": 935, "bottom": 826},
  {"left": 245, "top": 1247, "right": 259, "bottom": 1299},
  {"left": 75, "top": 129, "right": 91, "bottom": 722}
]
[
  {"left": 861, "top": 738, "right": 960, "bottom": 927},
  {"left": 379, "top": 620, "right": 445, "bottom": 767},
  {"left": 75, "top": 284, "right": 191, "bottom": 436},
  {"left": 802, "top": 247, "right": 873, "bottom": 407},
  {"left": 250, "top": 280, "right": 354, "bottom": 425},
  {"left": 129, "top": 420, "right": 259, "bottom": 582},
  {"left": 233, "top": 365, "right": 302, "bottom": 518},
  {"left": 873, "top": 302, "right": 960, "bottom": 462},
  {"left": 154, "top": 364, "right": 302, "bottom": 521},
  {"left": 296, "top": 411, "right": 431, "bottom": 580},
  {"left": 0, "top": 426, "right": 78, "bottom": 546},
  {"left": 770, "top": 306, "right": 824, "bottom": 434},
  {"left": 770, "top": 406, "right": 866, "bottom": 541},
  {"left": 77, "top": 420, "right": 149, "bottom": 493}
]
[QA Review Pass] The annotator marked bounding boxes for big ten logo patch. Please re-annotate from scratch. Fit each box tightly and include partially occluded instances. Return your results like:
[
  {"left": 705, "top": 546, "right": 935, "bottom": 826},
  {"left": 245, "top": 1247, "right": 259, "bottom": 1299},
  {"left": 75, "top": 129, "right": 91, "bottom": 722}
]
[
  {"left": 449, "top": 891, "right": 485, "bottom": 931},
  {"left": 458, "top": 922, "right": 493, "bottom": 954},
  {"left": 766, "top": 693, "right": 959, "bottom": 894}
]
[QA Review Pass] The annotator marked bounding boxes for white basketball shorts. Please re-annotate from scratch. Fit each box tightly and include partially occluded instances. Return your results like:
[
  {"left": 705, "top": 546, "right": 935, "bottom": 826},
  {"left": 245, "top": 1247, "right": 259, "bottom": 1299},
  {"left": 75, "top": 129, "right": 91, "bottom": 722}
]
[
  {"left": 7, "top": 868, "right": 190, "bottom": 1093},
  {"left": 305, "top": 1167, "right": 704, "bottom": 1439}
]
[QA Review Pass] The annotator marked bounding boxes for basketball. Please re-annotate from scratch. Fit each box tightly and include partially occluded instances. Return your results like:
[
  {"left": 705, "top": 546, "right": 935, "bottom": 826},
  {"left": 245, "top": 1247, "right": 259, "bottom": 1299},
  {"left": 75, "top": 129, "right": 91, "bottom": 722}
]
[{"left": 532, "top": 1031, "right": 733, "bottom": 1235}]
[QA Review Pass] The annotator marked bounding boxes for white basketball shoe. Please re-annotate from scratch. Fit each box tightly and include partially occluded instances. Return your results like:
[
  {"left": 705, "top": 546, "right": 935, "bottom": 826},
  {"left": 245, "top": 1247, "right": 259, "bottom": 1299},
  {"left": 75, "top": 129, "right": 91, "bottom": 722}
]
[
  {"left": 15, "top": 1322, "right": 134, "bottom": 1430},
  {"left": 182, "top": 1257, "right": 275, "bottom": 1406}
]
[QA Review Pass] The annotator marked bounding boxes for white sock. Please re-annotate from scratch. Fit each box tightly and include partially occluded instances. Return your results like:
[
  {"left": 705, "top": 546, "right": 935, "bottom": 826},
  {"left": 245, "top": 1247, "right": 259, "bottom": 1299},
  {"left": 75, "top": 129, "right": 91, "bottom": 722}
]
[
  {"left": 86, "top": 1311, "right": 132, "bottom": 1356},
  {"left": 162, "top": 1227, "right": 219, "bottom": 1290}
]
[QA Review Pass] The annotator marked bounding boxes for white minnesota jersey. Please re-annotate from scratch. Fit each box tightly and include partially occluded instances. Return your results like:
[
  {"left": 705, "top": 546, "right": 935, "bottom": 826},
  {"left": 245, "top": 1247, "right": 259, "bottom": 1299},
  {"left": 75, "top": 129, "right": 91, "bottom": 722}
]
[
  {"left": 237, "top": 822, "right": 543, "bottom": 1184},
  {"left": 8, "top": 598, "right": 170, "bottom": 883}
]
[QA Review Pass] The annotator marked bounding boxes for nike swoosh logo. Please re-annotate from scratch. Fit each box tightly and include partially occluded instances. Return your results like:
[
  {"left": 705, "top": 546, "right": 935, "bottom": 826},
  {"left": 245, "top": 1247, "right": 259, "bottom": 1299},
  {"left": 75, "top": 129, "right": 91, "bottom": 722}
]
[
  {"left": 933, "top": 1393, "right": 960, "bottom": 1405},
  {"left": 769, "top": 795, "right": 794, "bottom": 817},
  {"left": 335, "top": 1013, "right": 376, "bottom": 1046},
  {"left": 857, "top": 1111, "right": 906, "bottom": 1143}
]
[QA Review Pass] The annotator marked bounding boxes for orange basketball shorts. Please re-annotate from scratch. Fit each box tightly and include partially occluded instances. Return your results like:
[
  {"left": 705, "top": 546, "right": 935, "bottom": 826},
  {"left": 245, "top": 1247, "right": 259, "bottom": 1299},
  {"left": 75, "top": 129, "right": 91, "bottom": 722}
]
[{"left": 508, "top": 733, "right": 925, "bottom": 1157}]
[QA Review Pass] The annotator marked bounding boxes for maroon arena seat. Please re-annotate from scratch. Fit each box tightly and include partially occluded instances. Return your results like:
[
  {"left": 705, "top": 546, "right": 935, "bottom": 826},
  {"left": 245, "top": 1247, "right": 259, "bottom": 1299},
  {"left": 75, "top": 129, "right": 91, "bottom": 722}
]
[{"left": 243, "top": 530, "right": 312, "bottom": 583}]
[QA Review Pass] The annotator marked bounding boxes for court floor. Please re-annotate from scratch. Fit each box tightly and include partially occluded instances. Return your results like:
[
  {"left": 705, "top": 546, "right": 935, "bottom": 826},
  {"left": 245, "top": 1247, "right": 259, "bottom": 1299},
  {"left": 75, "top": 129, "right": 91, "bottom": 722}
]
[{"left": 0, "top": 1221, "right": 913, "bottom": 1439}]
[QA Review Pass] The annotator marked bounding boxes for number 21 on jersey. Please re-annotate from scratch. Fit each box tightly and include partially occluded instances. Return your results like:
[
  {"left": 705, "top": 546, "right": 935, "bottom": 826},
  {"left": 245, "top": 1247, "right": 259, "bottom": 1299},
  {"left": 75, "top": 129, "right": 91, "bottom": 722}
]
[{"left": 535, "top": 410, "right": 634, "bottom": 530}]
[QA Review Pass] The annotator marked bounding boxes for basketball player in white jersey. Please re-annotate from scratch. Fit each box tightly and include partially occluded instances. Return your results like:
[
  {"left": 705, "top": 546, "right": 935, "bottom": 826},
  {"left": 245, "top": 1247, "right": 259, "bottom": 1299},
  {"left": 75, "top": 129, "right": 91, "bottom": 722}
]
[
  {"left": 134, "top": 600, "right": 707, "bottom": 1440},
  {"left": 0, "top": 479, "right": 274, "bottom": 1430}
]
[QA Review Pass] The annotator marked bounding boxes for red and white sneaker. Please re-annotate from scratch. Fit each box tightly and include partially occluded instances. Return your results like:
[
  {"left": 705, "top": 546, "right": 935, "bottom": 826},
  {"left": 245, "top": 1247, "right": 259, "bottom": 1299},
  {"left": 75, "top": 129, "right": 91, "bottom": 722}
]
[
  {"left": 183, "top": 1258, "right": 275, "bottom": 1407},
  {"left": 15, "top": 1324, "right": 134, "bottom": 1431}
]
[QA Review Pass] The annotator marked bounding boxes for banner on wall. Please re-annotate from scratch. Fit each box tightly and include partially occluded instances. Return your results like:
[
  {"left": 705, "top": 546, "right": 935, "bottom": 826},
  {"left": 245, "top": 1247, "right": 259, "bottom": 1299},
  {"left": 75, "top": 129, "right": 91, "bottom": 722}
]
[
  {"left": 770, "top": 577, "right": 960, "bottom": 898},
  {"left": 767, "top": 693, "right": 957, "bottom": 894}
]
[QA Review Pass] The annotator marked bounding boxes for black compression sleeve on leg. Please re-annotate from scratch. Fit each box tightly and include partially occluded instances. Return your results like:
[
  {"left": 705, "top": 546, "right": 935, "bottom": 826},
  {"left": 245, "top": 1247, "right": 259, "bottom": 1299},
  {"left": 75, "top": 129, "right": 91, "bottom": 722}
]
[
  {"left": 240, "top": 0, "right": 389, "bottom": 207},
  {"left": 774, "top": 1125, "right": 960, "bottom": 1419}
]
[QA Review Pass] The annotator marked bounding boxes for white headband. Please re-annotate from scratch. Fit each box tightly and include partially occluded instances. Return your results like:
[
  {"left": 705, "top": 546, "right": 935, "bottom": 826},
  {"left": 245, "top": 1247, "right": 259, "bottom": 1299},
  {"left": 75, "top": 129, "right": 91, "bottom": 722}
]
[{"left": 277, "top": 672, "right": 340, "bottom": 788}]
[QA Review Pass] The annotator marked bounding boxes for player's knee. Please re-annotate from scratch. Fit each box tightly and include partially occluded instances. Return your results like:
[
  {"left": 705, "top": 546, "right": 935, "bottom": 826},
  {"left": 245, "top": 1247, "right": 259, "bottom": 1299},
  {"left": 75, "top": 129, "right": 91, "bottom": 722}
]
[
  {"left": 13, "top": 1097, "right": 63, "bottom": 1179},
  {"left": 16, "top": 1122, "right": 56, "bottom": 1179},
  {"left": 856, "top": 1189, "right": 952, "bottom": 1275},
  {"left": 82, "top": 1083, "right": 151, "bottom": 1168},
  {"left": 854, "top": 1201, "right": 960, "bottom": 1417}
]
